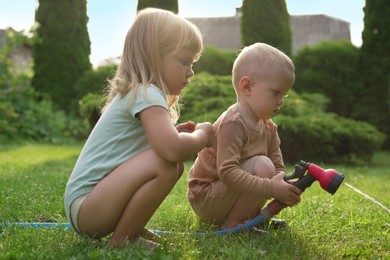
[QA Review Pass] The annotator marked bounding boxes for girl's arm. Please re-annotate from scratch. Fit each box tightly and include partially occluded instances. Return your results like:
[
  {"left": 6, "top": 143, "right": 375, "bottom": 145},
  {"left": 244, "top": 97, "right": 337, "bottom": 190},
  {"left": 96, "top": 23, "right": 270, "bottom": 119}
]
[{"left": 139, "top": 106, "right": 214, "bottom": 162}]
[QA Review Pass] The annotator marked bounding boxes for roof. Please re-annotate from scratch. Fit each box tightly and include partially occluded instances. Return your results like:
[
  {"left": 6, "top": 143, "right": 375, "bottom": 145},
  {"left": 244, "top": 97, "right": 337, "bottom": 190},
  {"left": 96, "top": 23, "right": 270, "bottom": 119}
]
[
  {"left": 187, "top": 15, "right": 241, "bottom": 50},
  {"left": 291, "top": 14, "right": 350, "bottom": 53},
  {"left": 186, "top": 13, "right": 351, "bottom": 54}
]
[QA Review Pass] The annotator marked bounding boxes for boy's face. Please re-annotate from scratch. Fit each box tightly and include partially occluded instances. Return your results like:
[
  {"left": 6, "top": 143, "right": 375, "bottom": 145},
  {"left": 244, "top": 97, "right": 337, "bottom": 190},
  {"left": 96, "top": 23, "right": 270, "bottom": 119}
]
[
  {"left": 245, "top": 67, "right": 294, "bottom": 120},
  {"left": 161, "top": 48, "right": 196, "bottom": 95}
]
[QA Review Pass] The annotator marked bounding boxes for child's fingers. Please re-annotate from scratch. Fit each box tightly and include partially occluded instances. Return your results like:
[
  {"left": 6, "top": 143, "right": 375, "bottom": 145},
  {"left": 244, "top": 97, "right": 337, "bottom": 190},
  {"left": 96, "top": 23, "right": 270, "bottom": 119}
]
[{"left": 176, "top": 121, "right": 196, "bottom": 132}]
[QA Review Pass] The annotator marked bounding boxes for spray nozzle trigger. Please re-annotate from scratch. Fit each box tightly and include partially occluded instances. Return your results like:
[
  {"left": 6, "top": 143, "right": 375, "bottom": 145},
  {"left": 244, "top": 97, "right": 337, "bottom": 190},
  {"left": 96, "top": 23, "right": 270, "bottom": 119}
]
[{"left": 284, "top": 160, "right": 310, "bottom": 182}]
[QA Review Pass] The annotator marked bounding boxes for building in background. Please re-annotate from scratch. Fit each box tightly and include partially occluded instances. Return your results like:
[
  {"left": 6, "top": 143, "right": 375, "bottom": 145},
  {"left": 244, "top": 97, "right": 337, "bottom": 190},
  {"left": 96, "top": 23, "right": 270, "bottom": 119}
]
[
  {"left": 0, "top": 28, "right": 32, "bottom": 73},
  {"left": 0, "top": 8, "right": 351, "bottom": 70},
  {"left": 186, "top": 8, "right": 351, "bottom": 54}
]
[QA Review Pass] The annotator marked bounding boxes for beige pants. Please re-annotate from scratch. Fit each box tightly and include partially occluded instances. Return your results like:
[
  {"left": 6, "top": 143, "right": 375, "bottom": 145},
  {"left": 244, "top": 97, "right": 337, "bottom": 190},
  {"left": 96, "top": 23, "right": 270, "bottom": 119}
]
[{"left": 189, "top": 157, "right": 258, "bottom": 226}]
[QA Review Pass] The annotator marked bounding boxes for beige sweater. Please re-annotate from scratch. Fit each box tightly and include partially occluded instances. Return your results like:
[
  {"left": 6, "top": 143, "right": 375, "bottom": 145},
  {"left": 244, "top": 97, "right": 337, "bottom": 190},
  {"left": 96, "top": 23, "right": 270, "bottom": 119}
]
[{"left": 187, "top": 104, "right": 285, "bottom": 202}]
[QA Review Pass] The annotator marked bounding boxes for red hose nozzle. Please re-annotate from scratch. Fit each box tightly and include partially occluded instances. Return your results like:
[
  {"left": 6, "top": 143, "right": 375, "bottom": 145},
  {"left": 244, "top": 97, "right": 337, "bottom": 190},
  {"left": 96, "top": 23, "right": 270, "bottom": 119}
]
[{"left": 307, "top": 163, "right": 345, "bottom": 194}]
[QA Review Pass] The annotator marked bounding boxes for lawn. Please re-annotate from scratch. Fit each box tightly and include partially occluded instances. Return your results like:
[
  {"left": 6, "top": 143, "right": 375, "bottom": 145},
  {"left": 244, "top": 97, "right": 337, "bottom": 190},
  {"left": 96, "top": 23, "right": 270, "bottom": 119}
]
[{"left": 0, "top": 144, "right": 389, "bottom": 259}]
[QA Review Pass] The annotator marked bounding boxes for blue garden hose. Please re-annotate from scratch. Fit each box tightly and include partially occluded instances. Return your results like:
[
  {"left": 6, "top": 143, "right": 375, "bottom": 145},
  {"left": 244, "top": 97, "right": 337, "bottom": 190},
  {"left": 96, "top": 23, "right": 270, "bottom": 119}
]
[
  {"left": 151, "top": 213, "right": 265, "bottom": 236},
  {"left": 0, "top": 214, "right": 266, "bottom": 236},
  {"left": 0, "top": 222, "right": 71, "bottom": 230}
]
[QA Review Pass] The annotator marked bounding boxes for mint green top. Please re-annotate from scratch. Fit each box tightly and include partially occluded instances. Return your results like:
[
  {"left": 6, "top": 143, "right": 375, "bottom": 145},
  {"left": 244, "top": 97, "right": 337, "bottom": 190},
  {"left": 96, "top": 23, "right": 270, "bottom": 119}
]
[{"left": 64, "top": 84, "right": 168, "bottom": 227}]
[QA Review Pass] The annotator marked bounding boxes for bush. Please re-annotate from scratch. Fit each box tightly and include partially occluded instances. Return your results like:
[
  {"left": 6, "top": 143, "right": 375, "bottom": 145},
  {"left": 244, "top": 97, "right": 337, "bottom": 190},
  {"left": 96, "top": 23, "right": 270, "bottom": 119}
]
[
  {"left": 75, "top": 64, "right": 116, "bottom": 132},
  {"left": 0, "top": 34, "right": 87, "bottom": 143},
  {"left": 180, "top": 72, "right": 235, "bottom": 123},
  {"left": 193, "top": 46, "right": 237, "bottom": 75},
  {"left": 181, "top": 73, "right": 385, "bottom": 163},
  {"left": 0, "top": 81, "right": 87, "bottom": 143},
  {"left": 279, "top": 91, "right": 330, "bottom": 117},
  {"left": 275, "top": 114, "right": 385, "bottom": 164},
  {"left": 73, "top": 64, "right": 116, "bottom": 110},
  {"left": 293, "top": 41, "right": 361, "bottom": 118},
  {"left": 79, "top": 93, "right": 105, "bottom": 131},
  {"left": 276, "top": 91, "right": 385, "bottom": 163}
]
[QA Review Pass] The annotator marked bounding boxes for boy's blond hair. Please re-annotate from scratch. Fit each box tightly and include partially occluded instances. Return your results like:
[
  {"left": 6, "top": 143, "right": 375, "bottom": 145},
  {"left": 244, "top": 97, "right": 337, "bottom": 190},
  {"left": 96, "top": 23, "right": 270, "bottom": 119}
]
[
  {"left": 232, "top": 43, "right": 295, "bottom": 92},
  {"left": 104, "top": 8, "right": 203, "bottom": 122}
]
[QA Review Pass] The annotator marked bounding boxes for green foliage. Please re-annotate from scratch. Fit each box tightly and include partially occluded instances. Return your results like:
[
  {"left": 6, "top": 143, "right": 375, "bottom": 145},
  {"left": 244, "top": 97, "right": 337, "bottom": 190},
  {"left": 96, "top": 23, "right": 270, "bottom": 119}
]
[
  {"left": 74, "top": 64, "right": 116, "bottom": 106},
  {"left": 0, "top": 79, "right": 87, "bottom": 143},
  {"left": 0, "top": 29, "right": 32, "bottom": 82},
  {"left": 32, "top": 0, "right": 92, "bottom": 113},
  {"left": 281, "top": 91, "right": 330, "bottom": 116},
  {"left": 74, "top": 64, "right": 115, "bottom": 131},
  {"left": 79, "top": 93, "right": 106, "bottom": 131},
  {"left": 181, "top": 73, "right": 385, "bottom": 163},
  {"left": 275, "top": 114, "right": 385, "bottom": 164},
  {"left": 137, "top": 0, "right": 178, "bottom": 13},
  {"left": 180, "top": 73, "right": 236, "bottom": 123},
  {"left": 277, "top": 91, "right": 385, "bottom": 163},
  {"left": 293, "top": 41, "right": 361, "bottom": 118},
  {"left": 193, "top": 46, "right": 237, "bottom": 75},
  {"left": 241, "top": 0, "right": 292, "bottom": 56},
  {"left": 358, "top": 0, "right": 390, "bottom": 147},
  {"left": 0, "top": 31, "right": 87, "bottom": 143}
]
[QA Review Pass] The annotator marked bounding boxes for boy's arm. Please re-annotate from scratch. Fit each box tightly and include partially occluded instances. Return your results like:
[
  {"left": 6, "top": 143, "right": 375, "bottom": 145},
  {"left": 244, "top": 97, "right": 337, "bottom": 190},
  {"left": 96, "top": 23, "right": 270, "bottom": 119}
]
[
  {"left": 266, "top": 121, "right": 286, "bottom": 174},
  {"left": 216, "top": 120, "right": 273, "bottom": 199}
]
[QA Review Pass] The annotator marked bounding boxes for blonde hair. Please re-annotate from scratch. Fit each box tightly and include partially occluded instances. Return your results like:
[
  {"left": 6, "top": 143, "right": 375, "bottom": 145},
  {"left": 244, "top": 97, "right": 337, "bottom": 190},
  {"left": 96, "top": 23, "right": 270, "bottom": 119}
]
[
  {"left": 104, "top": 8, "right": 203, "bottom": 122},
  {"left": 232, "top": 42, "right": 295, "bottom": 90}
]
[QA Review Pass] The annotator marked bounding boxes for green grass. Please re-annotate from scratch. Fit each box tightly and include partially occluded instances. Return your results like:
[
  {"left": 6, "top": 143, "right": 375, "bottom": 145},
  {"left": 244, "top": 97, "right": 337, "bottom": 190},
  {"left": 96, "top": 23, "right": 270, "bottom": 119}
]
[{"left": 0, "top": 144, "right": 389, "bottom": 259}]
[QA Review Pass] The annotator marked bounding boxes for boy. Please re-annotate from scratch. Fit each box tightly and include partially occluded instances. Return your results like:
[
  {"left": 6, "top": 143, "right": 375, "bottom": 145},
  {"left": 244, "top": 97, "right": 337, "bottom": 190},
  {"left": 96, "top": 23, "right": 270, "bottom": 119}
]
[{"left": 187, "top": 43, "right": 302, "bottom": 230}]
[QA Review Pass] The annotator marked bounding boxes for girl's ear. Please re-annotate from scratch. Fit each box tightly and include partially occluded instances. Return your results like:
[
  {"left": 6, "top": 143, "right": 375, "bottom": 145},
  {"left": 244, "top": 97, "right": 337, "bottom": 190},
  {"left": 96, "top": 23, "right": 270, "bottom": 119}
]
[{"left": 238, "top": 76, "right": 252, "bottom": 96}]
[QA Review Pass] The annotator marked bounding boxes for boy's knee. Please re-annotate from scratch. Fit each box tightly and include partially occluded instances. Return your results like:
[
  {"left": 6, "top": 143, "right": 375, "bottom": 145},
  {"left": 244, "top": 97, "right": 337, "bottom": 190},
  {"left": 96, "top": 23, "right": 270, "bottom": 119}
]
[{"left": 253, "top": 156, "right": 276, "bottom": 179}]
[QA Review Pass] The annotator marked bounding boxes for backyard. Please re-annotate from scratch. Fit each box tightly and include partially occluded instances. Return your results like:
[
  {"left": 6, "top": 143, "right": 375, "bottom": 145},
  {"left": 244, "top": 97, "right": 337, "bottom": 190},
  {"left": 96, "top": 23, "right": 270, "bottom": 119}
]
[{"left": 0, "top": 144, "right": 389, "bottom": 259}]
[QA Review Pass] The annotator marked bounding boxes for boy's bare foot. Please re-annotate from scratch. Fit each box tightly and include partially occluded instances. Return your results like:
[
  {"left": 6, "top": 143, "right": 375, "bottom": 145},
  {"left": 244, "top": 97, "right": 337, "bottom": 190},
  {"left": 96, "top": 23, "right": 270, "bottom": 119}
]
[{"left": 220, "top": 220, "right": 245, "bottom": 230}]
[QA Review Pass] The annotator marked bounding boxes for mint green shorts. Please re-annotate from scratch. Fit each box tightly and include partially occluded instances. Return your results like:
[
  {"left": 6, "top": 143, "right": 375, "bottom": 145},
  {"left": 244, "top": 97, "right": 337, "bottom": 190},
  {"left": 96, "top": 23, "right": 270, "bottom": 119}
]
[{"left": 70, "top": 194, "right": 88, "bottom": 234}]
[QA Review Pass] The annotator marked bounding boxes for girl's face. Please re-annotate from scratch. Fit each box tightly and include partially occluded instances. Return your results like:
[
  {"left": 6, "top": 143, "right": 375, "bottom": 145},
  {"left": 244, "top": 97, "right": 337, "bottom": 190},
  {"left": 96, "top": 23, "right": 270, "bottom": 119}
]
[
  {"left": 246, "top": 68, "right": 293, "bottom": 120},
  {"left": 161, "top": 48, "right": 197, "bottom": 95}
]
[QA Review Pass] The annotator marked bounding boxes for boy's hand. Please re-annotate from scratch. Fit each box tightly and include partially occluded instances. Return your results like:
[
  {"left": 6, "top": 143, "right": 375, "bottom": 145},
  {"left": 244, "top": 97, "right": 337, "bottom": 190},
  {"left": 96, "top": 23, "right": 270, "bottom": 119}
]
[{"left": 271, "top": 172, "right": 302, "bottom": 207}]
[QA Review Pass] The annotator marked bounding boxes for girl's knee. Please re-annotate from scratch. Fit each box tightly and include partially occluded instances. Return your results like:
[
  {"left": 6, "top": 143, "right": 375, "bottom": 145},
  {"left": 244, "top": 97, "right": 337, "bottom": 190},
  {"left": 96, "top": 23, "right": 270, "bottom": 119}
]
[
  {"left": 157, "top": 159, "right": 182, "bottom": 184},
  {"left": 253, "top": 155, "right": 276, "bottom": 179},
  {"left": 177, "top": 162, "right": 185, "bottom": 179}
]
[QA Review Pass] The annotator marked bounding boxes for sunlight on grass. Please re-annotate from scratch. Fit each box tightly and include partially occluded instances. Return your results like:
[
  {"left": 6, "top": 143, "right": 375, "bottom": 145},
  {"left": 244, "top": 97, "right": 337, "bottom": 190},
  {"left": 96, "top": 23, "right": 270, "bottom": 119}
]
[
  {"left": 0, "top": 144, "right": 389, "bottom": 259},
  {"left": 0, "top": 144, "right": 82, "bottom": 168}
]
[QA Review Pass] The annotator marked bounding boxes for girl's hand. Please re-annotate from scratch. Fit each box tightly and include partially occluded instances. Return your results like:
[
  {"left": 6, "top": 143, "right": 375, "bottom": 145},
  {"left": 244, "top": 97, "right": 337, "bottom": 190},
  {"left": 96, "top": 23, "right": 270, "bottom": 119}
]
[
  {"left": 195, "top": 122, "right": 215, "bottom": 148},
  {"left": 270, "top": 172, "right": 302, "bottom": 207},
  {"left": 176, "top": 121, "right": 196, "bottom": 133}
]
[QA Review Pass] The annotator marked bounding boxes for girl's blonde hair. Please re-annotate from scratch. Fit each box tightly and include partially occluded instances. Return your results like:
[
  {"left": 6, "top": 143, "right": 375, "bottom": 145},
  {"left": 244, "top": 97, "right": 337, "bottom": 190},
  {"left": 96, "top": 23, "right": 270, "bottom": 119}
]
[{"left": 104, "top": 8, "right": 203, "bottom": 122}]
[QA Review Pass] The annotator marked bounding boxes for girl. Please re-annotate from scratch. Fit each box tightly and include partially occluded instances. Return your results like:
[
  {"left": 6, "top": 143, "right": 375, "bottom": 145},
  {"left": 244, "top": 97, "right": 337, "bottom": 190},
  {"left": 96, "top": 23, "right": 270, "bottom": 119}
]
[{"left": 64, "top": 8, "right": 214, "bottom": 249}]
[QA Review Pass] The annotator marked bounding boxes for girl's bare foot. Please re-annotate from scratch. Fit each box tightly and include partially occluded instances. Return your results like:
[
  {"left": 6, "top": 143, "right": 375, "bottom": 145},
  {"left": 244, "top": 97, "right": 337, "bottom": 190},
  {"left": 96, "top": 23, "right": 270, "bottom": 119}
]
[
  {"left": 134, "top": 236, "right": 160, "bottom": 251},
  {"left": 142, "top": 227, "right": 161, "bottom": 240},
  {"left": 109, "top": 235, "right": 160, "bottom": 250}
]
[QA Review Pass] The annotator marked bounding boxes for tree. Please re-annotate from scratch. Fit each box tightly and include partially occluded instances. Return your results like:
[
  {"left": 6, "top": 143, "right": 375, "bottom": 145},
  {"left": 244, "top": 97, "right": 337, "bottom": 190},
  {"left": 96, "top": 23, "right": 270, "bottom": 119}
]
[
  {"left": 32, "top": 0, "right": 91, "bottom": 113},
  {"left": 137, "top": 0, "right": 178, "bottom": 13},
  {"left": 357, "top": 0, "right": 390, "bottom": 147},
  {"left": 241, "top": 0, "right": 292, "bottom": 56}
]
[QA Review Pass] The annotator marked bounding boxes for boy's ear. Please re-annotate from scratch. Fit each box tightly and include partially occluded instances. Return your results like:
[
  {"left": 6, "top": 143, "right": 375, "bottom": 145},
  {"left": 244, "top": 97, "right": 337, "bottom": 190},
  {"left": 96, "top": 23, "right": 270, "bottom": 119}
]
[{"left": 239, "top": 76, "right": 252, "bottom": 95}]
